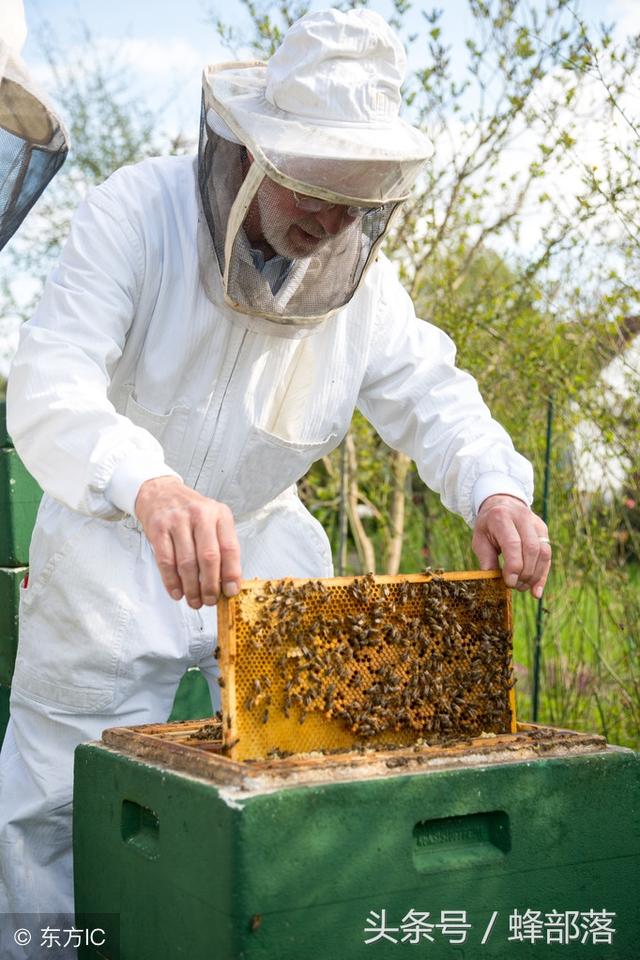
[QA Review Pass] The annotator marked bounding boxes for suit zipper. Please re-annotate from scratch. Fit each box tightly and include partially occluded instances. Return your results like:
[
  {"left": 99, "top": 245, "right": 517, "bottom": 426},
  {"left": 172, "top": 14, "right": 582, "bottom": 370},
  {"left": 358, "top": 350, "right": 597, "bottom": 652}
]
[{"left": 191, "top": 329, "right": 248, "bottom": 491}]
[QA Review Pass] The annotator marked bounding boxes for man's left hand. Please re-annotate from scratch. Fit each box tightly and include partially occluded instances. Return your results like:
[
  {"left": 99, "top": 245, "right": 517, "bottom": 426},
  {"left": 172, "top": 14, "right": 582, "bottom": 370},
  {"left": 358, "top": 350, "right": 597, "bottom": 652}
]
[{"left": 472, "top": 494, "right": 551, "bottom": 599}]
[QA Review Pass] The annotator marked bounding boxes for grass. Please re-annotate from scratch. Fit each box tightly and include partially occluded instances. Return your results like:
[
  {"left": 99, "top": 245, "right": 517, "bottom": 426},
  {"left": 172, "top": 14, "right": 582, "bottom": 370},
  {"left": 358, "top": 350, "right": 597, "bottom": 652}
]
[{"left": 511, "top": 565, "right": 640, "bottom": 748}]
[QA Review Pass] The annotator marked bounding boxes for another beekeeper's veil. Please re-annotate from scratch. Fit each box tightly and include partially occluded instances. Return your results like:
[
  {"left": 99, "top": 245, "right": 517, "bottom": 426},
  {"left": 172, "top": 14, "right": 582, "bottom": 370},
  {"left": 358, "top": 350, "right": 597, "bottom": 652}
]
[
  {"left": 198, "top": 7, "right": 432, "bottom": 328},
  {"left": 0, "top": 0, "right": 69, "bottom": 250}
]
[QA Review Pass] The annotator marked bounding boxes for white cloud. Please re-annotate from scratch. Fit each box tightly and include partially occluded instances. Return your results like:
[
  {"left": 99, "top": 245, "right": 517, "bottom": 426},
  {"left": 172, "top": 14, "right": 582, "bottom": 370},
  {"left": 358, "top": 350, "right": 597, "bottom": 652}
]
[
  {"left": 610, "top": 0, "right": 640, "bottom": 38},
  {"left": 103, "top": 35, "right": 215, "bottom": 136},
  {"left": 27, "top": 32, "right": 227, "bottom": 141}
]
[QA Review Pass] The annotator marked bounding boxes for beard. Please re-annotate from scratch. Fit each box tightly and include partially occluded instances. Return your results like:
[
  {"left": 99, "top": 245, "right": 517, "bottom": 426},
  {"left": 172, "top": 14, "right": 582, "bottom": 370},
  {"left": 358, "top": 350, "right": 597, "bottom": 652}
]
[{"left": 257, "top": 189, "right": 332, "bottom": 259}]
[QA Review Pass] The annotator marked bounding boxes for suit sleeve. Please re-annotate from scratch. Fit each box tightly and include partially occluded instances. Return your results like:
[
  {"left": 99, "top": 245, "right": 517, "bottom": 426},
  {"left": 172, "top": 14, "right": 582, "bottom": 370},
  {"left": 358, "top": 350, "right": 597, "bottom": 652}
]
[
  {"left": 356, "top": 259, "right": 533, "bottom": 526},
  {"left": 6, "top": 187, "right": 178, "bottom": 519}
]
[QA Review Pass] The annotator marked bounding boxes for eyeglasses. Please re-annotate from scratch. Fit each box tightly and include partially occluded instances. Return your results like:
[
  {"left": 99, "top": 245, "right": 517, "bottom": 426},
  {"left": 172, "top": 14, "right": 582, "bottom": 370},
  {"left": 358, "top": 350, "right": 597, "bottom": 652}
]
[{"left": 291, "top": 191, "right": 385, "bottom": 219}]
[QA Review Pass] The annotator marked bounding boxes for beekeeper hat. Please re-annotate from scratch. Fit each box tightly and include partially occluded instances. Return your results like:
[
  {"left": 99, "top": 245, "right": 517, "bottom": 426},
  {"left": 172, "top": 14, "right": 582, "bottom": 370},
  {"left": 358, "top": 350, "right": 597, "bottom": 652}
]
[
  {"left": 0, "top": 0, "right": 69, "bottom": 250},
  {"left": 202, "top": 7, "right": 432, "bottom": 204}
]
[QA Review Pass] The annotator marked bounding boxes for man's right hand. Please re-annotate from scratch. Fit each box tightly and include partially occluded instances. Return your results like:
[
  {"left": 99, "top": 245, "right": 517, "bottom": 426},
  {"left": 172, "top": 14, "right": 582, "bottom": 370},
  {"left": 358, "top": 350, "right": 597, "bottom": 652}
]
[{"left": 134, "top": 476, "right": 241, "bottom": 608}]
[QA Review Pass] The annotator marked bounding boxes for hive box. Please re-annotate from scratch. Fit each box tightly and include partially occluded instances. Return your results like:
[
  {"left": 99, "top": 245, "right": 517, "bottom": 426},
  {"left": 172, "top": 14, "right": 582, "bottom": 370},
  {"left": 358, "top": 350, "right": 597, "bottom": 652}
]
[
  {"left": 168, "top": 667, "right": 213, "bottom": 722},
  {"left": 74, "top": 722, "right": 639, "bottom": 960},
  {"left": 0, "top": 399, "right": 11, "bottom": 448},
  {"left": 0, "top": 684, "right": 9, "bottom": 749},
  {"left": 0, "top": 565, "right": 27, "bottom": 687},
  {"left": 0, "top": 447, "right": 42, "bottom": 566}
]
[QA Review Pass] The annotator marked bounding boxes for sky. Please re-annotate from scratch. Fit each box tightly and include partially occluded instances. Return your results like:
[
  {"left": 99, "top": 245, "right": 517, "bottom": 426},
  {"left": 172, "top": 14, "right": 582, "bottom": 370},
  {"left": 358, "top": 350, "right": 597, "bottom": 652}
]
[
  {"left": 22, "top": 0, "right": 640, "bottom": 143},
  {"left": 18, "top": 0, "right": 638, "bottom": 247}
]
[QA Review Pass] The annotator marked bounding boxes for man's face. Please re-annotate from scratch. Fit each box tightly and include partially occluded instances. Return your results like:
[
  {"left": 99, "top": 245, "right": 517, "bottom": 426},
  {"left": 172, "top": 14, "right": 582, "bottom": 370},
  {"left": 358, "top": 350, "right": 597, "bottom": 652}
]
[{"left": 247, "top": 174, "right": 359, "bottom": 260}]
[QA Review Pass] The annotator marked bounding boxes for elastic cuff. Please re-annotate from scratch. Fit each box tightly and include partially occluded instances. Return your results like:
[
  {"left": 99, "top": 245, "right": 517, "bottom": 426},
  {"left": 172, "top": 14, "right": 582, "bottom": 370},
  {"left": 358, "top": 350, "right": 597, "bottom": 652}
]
[
  {"left": 472, "top": 472, "right": 531, "bottom": 520},
  {"left": 106, "top": 453, "right": 182, "bottom": 517}
]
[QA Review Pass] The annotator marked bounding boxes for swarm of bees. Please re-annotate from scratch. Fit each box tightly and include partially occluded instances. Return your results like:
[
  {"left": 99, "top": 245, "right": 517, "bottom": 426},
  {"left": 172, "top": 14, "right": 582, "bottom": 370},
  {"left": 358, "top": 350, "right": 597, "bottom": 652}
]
[
  {"left": 225, "top": 572, "right": 514, "bottom": 749},
  {"left": 186, "top": 718, "right": 222, "bottom": 742}
]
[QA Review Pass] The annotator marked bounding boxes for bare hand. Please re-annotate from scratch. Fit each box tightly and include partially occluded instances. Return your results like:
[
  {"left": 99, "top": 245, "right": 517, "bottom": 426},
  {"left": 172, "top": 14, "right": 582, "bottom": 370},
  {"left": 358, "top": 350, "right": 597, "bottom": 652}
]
[
  {"left": 472, "top": 494, "right": 551, "bottom": 599},
  {"left": 135, "top": 477, "right": 242, "bottom": 607}
]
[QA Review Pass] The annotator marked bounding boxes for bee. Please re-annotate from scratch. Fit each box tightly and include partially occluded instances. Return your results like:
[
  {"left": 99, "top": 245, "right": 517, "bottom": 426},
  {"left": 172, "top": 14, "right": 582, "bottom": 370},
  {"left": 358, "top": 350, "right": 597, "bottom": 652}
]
[
  {"left": 349, "top": 581, "right": 364, "bottom": 601},
  {"left": 359, "top": 723, "right": 376, "bottom": 738},
  {"left": 214, "top": 645, "right": 221, "bottom": 660},
  {"left": 325, "top": 684, "right": 336, "bottom": 711},
  {"left": 398, "top": 581, "right": 411, "bottom": 603},
  {"left": 218, "top": 677, "right": 226, "bottom": 688},
  {"left": 261, "top": 708, "right": 269, "bottom": 725}
]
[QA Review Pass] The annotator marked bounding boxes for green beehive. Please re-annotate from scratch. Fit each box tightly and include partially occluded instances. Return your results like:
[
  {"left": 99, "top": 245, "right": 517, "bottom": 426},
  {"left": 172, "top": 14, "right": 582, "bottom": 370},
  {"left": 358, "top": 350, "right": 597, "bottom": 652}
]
[
  {"left": 0, "top": 565, "right": 27, "bottom": 686},
  {"left": 0, "top": 399, "right": 11, "bottom": 448},
  {"left": 0, "top": 402, "right": 43, "bottom": 567},
  {"left": 74, "top": 723, "right": 639, "bottom": 960},
  {"left": 0, "top": 446, "right": 42, "bottom": 566},
  {"left": 168, "top": 667, "right": 213, "bottom": 722},
  {"left": 0, "top": 400, "right": 42, "bottom": 749},
  {"left": 0, "top": 684, "right": 9, "bottom": 748}
]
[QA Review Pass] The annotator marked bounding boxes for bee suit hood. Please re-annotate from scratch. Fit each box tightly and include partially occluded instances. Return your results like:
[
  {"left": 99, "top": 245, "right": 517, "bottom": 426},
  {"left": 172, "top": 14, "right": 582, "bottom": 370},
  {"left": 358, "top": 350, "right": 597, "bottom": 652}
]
[
  {"left": 0, "top": 0, "right": 69, "bottom": 250},
  {"left": 197, "top": 7, "right": 432, "bottom": 335}
]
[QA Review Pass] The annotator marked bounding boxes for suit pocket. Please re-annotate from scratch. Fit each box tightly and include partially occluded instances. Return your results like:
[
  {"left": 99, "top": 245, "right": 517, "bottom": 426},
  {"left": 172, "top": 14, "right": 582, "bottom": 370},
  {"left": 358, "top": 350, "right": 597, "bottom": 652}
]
[
  {"left": 124, "top": 391, "right": 190, "bottom": 470},
  {"left": 218, "top": 426, "right": 338, "bottom": 518},
  {"left": 12, "top": 520, "right": 135, "bottom": 712}
]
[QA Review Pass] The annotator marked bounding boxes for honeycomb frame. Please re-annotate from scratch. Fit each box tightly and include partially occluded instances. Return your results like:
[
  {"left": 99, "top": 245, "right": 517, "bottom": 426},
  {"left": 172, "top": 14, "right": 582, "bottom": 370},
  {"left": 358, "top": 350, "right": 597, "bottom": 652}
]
[{"left": 217, "top": 570, "right": 515, "bottom": 762}]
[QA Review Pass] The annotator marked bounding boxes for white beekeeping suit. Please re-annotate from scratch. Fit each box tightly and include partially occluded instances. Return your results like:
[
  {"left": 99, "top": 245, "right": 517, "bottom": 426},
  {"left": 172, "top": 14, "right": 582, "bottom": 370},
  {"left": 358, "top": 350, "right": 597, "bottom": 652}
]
[
  {"left": 0, "top": 0, "right": 68, "bottom": 249},
  {"left": 0, "top": 7, "right": 533, "bottom": 945}
]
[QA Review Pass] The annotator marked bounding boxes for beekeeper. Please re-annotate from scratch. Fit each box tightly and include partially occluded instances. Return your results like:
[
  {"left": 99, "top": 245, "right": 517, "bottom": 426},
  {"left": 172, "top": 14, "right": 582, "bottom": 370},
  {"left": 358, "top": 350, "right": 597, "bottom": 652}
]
[{"left": 0, "top": 6, "right": 550, "bottom": 925}]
